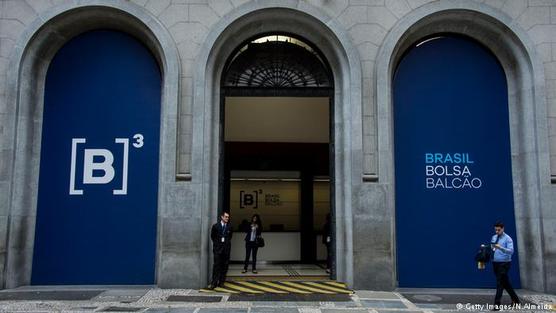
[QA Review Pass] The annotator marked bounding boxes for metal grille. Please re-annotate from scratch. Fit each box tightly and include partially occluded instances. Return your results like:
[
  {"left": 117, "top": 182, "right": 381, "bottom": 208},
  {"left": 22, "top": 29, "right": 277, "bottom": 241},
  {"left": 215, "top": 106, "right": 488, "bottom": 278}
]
[{"left": 224, "top": 41, "right": 331, "bottom": 88}]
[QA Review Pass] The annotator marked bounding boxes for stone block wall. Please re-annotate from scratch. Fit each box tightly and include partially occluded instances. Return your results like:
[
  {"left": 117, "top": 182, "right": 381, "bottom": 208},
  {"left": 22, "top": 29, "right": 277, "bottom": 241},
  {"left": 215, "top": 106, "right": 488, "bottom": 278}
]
[{"left": 0, "top": 0, "right": 554, "bottom": 293}]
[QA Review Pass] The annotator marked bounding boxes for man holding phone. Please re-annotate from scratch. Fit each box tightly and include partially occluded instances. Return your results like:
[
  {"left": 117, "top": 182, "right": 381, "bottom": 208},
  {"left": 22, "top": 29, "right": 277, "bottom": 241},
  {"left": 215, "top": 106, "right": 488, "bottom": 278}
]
[{"left": 491, "top": 221, "right": 520, "bottom": 310}]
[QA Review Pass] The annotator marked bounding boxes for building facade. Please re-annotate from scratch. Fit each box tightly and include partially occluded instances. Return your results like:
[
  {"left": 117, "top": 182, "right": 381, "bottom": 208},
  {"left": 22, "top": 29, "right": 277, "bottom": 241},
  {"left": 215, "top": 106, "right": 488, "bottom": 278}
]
[{"left": 0, "top": 0, "right": 555, "bottom": 292}]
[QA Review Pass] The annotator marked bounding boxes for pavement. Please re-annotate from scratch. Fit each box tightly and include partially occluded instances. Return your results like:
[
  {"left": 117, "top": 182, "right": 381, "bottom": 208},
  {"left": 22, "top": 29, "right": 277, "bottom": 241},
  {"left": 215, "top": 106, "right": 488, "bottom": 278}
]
[{"left": 0, "top": 286, "right": 554, "bottom": 313}]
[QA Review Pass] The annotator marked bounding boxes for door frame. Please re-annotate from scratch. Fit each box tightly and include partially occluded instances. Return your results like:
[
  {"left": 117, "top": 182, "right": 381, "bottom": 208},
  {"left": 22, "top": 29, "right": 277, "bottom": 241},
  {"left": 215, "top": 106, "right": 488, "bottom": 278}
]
[{"left": 218, "top": 86, "right": 336, "bottom": 278}]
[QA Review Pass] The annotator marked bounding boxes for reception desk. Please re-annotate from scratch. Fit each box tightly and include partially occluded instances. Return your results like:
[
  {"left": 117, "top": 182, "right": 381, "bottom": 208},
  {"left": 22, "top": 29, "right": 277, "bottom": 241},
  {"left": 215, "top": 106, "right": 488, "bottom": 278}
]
[{"left": 230, "top": 232, "right": 327, "bottom": 262}]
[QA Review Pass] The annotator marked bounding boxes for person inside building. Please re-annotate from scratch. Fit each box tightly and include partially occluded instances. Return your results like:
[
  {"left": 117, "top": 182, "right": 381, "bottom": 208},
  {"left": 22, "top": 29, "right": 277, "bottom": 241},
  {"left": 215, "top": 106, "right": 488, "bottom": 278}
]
[
  {"left": 208, "top": 211, "right": 233, "bottom": 289},
  {"left": 323, "top": 213, "right": 332, "bottom": 274},
  {"left": 491, "top": 221, "right": 520, "bottom": 310},
  {"left": 242, "top": 214, "right": 262, "bottom": 274}
]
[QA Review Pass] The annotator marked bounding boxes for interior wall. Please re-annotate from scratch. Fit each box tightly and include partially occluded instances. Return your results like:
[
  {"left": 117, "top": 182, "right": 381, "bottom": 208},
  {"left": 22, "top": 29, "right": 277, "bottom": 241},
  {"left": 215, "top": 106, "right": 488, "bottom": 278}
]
[
  {"left": 225, "top": 97, "right": 329, "bottom": 143},
  {"left": 230, "top": 180, "right": 301, "bottom": 232}
]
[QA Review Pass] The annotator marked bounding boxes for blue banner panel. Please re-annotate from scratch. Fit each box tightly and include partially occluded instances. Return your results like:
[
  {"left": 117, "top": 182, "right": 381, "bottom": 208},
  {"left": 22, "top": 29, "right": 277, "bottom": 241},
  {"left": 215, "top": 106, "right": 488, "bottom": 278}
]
[
  {"left": 394, "top": 36, "right": 520, "bottom": 288},
  {"left": 32, "top": 30, "right": 161, "bottom": 285}
]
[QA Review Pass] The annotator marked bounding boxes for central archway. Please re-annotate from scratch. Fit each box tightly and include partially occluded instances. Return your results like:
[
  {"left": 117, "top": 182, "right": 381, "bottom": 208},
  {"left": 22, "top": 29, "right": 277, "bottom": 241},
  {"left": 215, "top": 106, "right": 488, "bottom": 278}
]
[
  {"left": 195, "top": 6, "right": 362, "bottom": 287},
  {"left": 220, "top": 33, "right": 335, "bottom": 278}
]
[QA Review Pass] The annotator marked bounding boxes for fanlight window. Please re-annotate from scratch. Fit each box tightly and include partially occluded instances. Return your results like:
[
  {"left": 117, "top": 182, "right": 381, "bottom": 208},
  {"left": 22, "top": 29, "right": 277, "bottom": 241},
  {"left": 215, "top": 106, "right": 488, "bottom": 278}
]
[{"left": 223, "top": 35, "right": 332, "bottom": 88}]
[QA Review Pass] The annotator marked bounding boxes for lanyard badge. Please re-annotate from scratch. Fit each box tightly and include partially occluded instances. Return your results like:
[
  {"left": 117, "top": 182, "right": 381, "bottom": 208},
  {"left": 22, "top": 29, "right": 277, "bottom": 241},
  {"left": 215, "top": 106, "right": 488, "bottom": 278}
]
[{"left": 221, "top": 224, "right": 227, "bottom": 242}]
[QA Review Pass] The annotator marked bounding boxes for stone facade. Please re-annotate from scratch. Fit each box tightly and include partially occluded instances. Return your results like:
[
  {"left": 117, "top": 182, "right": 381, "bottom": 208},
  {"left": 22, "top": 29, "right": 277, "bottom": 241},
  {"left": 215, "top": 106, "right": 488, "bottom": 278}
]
[{"left": 0, "top": 0, "right": 554, "bottom": 293}]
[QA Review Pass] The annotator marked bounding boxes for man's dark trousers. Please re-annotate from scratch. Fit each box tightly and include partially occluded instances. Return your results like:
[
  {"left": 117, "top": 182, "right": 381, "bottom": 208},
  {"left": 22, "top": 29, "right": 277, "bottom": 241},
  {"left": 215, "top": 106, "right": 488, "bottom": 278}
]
[
  {"left": 210, "top": 222, "right": 232, "bottom": 287},
  {"left": 212, "top": 249, "right": 230, "bottom": 287},
  {"left": 493, "top": 262, "right": 519, "bottom": 304}
]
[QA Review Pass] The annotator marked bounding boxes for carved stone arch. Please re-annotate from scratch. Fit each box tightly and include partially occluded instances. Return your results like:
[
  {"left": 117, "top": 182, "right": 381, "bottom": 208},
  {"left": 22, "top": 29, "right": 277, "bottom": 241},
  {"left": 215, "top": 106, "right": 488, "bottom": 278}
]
[
  {"left": 194, "top": 3, "right": 362, "bottom": 287},
  {"left": 4, "top": 1, "right": 180, "bottom": 288},
  {"left": 376, "top": 1, "right": 551, "bottom": 292}
]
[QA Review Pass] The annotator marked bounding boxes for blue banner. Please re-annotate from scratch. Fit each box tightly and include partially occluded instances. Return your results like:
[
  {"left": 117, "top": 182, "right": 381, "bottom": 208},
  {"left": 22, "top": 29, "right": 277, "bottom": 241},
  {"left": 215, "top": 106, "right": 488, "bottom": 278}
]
[
  {"left": 32, "top": 30, "right": 161, "bottom": 284},
  {"left": 394, "top": 36, "right": 520, "bottom": 288}
]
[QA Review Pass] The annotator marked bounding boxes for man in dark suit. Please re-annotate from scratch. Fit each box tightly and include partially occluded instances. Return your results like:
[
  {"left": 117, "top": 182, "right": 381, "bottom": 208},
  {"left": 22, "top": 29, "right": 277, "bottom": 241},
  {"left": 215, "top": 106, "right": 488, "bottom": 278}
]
[{"left": 208, "top": 211, "right": 233, "bottom": 289}]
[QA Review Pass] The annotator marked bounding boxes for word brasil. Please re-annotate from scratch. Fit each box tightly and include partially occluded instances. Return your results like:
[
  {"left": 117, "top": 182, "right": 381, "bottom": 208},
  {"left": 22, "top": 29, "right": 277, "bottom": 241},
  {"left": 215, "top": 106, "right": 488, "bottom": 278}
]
[{"left": 425, "top": 153, "right": 482, "bottom": 190}]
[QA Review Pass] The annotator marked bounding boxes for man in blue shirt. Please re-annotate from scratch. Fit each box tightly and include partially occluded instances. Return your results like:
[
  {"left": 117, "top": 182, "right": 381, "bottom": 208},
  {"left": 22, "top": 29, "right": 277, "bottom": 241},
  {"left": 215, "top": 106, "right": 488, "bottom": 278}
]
[{"left": 491, "top": 221, "right": 520, "bottom": 310}]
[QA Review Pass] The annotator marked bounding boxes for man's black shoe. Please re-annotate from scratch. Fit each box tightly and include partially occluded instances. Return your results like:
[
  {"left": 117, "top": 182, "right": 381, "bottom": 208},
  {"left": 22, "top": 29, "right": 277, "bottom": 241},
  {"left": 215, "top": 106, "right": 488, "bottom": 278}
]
[
  {"left": 206, "top": 284, "right": 215, "bottom": 290},
  {"left": 491, "top": 304, "right": 500, "bottom": 311}
]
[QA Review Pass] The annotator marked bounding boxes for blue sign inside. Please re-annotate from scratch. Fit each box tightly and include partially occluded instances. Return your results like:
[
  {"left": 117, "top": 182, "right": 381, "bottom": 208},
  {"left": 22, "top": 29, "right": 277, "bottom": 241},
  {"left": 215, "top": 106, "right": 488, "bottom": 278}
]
[
  {"left": 32, "top": 30, "right": 161, "bottom": 284},
  {"left": 394, "top": 36, "right": 520, "bottom": 287}
]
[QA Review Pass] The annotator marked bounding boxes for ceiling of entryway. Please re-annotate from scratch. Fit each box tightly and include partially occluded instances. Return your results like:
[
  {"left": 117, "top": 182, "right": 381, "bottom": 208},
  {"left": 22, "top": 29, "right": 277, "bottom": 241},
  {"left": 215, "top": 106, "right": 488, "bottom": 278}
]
[{"left": 225, "top": 97, "right": 329, "bottom": 143}]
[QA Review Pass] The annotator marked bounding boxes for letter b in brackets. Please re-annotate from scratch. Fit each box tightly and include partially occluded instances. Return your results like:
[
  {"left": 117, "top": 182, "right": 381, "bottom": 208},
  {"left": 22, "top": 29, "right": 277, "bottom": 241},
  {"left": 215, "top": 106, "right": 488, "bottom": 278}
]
[
  {"left": 239, "top": 190, "right": 260, "bottom": 209},
  {"left": 70, "top": 137, "right": 138, "bottom": 196},
  {"left": 83, "top": 149, "right": 115, "bottom": 184}
]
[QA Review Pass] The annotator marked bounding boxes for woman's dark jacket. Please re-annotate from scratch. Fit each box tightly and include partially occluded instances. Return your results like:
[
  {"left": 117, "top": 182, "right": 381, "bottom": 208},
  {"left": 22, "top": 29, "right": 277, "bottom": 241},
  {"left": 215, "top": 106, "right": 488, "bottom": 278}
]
[{"left": 244, "top": 224, "right": 262, "bottom": 242}]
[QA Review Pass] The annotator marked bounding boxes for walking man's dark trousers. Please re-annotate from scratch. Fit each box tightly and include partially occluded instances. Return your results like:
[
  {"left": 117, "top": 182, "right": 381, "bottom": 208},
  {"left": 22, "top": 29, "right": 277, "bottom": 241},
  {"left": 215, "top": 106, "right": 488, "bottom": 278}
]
[
  {"left": 490, "top": 229, "right": 520, "bottom": 307},
  {"left": 493, "top": 262, "right": 519, "bottom": 305},
  {"left": 210, "top": 222, "right": 233, "bottom": 287}
]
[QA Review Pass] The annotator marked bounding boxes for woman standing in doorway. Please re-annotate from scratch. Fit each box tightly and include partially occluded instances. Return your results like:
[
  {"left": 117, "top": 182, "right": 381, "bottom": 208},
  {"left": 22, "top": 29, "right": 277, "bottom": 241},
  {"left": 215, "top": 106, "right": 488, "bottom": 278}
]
[{"left": 243, "top": 214, "right": 262, "bottom": 273}]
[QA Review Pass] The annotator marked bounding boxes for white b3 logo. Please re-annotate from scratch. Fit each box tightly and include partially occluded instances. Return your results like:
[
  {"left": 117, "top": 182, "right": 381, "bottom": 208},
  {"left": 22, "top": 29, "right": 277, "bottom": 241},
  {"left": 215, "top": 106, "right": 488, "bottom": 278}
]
[{"left": 69, "top": 134, "right": 144, "bottom": 195}]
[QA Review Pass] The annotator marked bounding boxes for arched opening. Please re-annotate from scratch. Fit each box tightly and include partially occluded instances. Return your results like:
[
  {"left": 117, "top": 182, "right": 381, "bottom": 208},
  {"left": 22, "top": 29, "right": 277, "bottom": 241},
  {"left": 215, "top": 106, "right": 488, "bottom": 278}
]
[
  {"left": 197, "top": 6, "right": 360, "bottom": 288},
  {"left": 2, "top": 0, "right": 181, "bottom": 289},
  {"left": 31, "top": 30, "right": 161, "bottom": 285},
  {"left": 219, "top": 34, "right": 336, "bottom": 279},
  {"left": 374, "top": 3, "right": 550, "bottom": 291},
  {"left": 393, "top": 34, "right": 520, "bottom": 288}
]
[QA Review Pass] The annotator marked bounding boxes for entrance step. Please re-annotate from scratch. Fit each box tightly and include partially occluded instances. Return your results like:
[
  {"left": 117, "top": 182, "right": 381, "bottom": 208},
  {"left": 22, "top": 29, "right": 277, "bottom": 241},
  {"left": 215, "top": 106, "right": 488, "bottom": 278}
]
[
  {"left": 227, "top": 263, "right": 328, "bottom": 278},
  {"left": 199, "top": 280, "right": 352, "bottom": 295},
  {"left": 229, "top": 276, "right": 329, "bottom": 281}
]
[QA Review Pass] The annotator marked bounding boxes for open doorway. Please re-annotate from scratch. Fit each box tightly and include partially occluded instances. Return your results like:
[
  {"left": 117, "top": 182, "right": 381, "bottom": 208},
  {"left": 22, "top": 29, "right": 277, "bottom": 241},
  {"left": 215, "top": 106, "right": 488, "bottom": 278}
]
[{"left": 218, "top": 34, "right": 335, "bottom": 279}]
